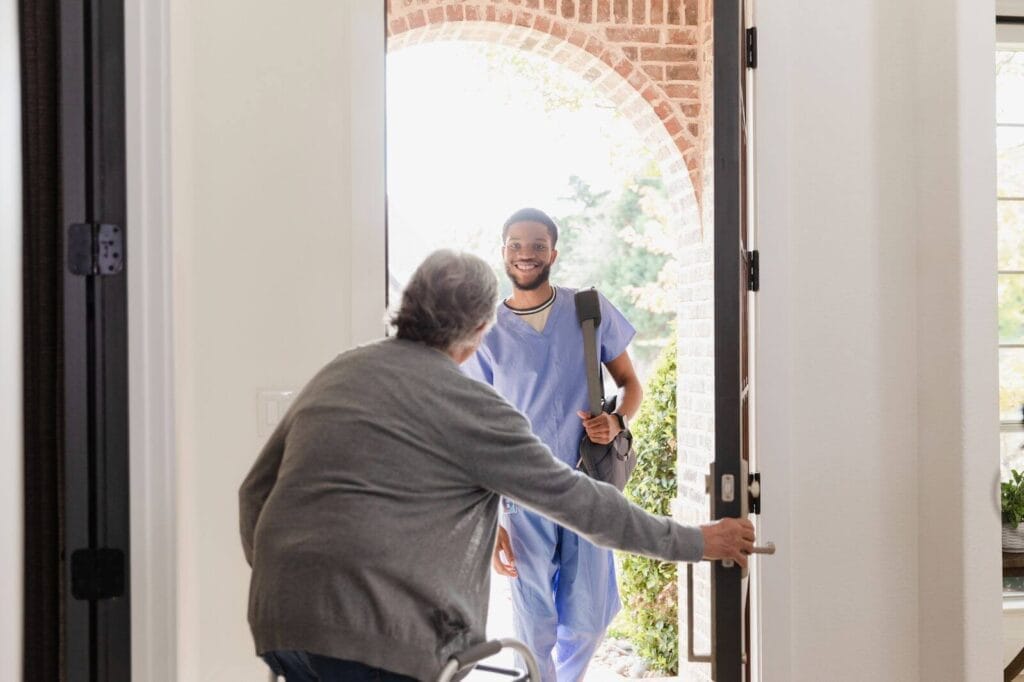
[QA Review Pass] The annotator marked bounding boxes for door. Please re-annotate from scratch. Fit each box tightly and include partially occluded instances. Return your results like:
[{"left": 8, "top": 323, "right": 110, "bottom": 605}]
[
  {"left": 712, "top": 0, "right": 760, "bottom": 680},
  {"left": 61, "top": 0, "right": 131, "bottom": 679}
]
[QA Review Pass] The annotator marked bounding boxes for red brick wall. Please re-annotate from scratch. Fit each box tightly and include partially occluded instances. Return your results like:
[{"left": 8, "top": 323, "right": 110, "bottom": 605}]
[{"left": 387, "top": 0, "right": 707, "bottom": 203}]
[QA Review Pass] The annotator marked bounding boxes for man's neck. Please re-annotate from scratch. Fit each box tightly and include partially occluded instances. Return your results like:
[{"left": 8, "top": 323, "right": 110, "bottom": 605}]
[{"left": 507, "top": 282, "right": 555, "bottom": 310}]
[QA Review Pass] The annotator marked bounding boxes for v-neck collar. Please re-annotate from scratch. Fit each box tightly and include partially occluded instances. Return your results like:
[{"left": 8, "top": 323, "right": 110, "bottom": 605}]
[{"left": 501, "top": 286, "right": 566, "bottom": 338}]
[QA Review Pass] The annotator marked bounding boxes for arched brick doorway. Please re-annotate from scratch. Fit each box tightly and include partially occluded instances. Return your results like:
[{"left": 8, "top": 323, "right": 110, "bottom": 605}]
[{"left": 387, "top": 0, "right": 706, "bottom": 224}]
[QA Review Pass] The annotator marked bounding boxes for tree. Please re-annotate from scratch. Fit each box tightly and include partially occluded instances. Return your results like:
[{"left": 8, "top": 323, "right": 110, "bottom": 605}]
[{"left": 554, "top": 169, "right": 677, "bottom": 379}]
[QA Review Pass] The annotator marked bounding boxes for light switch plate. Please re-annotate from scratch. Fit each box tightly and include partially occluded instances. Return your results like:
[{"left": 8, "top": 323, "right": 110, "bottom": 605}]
[{"left": 257, "top": 390, "right": 296, "bottom": 438}]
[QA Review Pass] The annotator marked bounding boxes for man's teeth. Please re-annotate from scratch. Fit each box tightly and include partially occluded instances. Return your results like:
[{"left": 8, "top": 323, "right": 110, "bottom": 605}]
[{"left": 515, "top": 263, "right": 538, "bottom": 270}]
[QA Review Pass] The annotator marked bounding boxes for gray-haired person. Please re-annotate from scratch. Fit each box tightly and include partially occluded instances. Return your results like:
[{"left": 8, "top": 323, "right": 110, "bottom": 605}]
[{"left": 239, "top": 249, "right": 755, "bottom": 682}]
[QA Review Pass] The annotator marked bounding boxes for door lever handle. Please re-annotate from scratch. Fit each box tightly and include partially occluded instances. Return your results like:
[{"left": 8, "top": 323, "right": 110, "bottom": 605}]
[{"left": 724, "top": 541, "right": 777, "bottom": 571}]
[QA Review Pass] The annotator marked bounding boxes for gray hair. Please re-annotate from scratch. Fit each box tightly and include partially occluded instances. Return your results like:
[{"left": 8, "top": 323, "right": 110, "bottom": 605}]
[{"left": 391, "top": 250, "right": 499, "bottom": 352}]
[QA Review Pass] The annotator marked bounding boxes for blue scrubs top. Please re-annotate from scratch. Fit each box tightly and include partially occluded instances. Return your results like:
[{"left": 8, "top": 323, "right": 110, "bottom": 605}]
[{"left": 463, "top": 286, "right": 636, "bottom": 468}]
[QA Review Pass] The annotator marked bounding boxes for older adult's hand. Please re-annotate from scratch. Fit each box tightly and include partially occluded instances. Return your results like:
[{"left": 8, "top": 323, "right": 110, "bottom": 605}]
[{"left": 700, "top": 518, "right": 756, "bottom": 568}]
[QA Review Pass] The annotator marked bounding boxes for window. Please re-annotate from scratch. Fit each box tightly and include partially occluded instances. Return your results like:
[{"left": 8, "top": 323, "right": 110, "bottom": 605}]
[
  {"left": 997, "top": 33, "right": 1024, "bottom": 466},
  {"left": 997, "top": 21, "right": 1024, "bottom": 598}
]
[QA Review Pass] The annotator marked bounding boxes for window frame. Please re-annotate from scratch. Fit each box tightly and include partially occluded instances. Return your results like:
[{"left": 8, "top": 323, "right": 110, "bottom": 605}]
[
  {"left": 996, "top": 14, "right": 1024, "bottom": 606},
  {"left": 996, "top": 23, "right": 1024, "bottom": 434}
]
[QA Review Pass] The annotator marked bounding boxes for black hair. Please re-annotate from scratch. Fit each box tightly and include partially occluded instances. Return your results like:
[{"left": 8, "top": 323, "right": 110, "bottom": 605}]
[{"left": 502, "top": 207, "right": 559, "bottom": 247}]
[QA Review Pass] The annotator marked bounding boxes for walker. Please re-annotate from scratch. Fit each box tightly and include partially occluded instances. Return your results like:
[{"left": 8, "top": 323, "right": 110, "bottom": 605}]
[{"left": 437, "top": 638, "right": 541, "bottom": 682}]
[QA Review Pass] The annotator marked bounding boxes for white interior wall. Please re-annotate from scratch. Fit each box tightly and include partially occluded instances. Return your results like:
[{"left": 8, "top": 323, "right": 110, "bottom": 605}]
[
  {"left": 0, "top": 0, "right": 23, "bottom": 679},
  {"left": 167, "top": 1, "right": 385, "bottom": 678},
  {"left": 755, "top": 0, "right": 1002, "bottom": 680},
  {"left": 916, "top": 2, "right": 1003, "bottom": 678}
]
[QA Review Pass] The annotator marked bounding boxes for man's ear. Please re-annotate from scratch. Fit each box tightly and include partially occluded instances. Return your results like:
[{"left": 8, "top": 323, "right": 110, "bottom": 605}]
[{"left": 550, "top": 248, "right": 559, "bottom": 266}]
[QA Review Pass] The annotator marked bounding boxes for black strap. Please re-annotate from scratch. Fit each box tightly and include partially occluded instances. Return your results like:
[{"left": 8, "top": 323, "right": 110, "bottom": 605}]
[{"left": 574, "top": 289, "right": 604, "bottom": 416}]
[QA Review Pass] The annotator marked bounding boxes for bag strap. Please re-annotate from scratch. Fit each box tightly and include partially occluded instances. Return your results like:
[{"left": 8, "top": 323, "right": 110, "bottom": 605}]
[{"left": 574, "top": 288, "right": 604, "bottom": 417}]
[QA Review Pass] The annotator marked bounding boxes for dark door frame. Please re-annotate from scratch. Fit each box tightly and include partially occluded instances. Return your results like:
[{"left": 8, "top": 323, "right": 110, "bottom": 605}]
[
  {"left": 713, "top": 0, "right": 753, "bottom": 680},
  {"left": 21, "top": 0, "right": 131, "bottom": 678}
]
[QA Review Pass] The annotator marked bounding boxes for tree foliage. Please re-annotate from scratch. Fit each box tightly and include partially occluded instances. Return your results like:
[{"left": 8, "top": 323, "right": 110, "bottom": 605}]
[
  {"left": 554, "top": 170, "right": 676, "bottom": 379},
  {"left": 615, "top": 339, "right": 680, "bottom": 674}
]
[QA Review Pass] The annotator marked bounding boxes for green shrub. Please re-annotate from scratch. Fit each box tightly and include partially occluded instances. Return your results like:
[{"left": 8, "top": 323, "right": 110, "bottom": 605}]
[
  {"left": 616, "top": 338, "right": 678, "bottom": 674},
  {"left": 1004, "top": 469, "right": 1024, "bottom": 526}
]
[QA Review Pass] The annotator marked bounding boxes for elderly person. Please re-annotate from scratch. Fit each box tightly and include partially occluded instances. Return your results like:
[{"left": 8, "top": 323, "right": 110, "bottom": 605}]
[{"left": 239, "top": 250, "right": 754, "bottom": 682}]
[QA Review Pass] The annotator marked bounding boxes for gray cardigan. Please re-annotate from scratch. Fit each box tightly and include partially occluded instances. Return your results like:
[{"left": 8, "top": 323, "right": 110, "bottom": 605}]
[{"left": 239, "top": 337, "right": 703, "bottom": 680}]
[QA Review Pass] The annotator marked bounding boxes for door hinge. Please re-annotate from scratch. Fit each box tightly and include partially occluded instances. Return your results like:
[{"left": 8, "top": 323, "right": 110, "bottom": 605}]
[
  {"left": 747, "top": 249, "right": 759, "bottom": 291},
  {"left": 71, "top": 548, "right": 125, "bottom": 600},
  {"left": 68, "top": 223, "right": 124, "bottom": 276},
  {"left": 746, "top": 27, "right": 758, "bottom": 69}
]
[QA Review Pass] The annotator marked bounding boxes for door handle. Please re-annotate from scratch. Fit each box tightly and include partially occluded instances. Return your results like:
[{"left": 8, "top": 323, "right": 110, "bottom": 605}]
[
  {"left": 686, "top": 543, "right": 776, "bottom": 665},
  {"left": 686, "top": 464, "right": 777, "bottom": 665}
]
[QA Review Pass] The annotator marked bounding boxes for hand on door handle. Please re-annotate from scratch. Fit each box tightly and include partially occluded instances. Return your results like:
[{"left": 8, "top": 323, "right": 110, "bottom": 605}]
[{"left": 700, "top": 517, "right": 756, "bottom": 568}]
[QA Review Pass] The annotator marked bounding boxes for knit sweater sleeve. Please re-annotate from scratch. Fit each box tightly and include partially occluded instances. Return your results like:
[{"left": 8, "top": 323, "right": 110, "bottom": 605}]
[
  {"left": 238, "top": 418, "right": 287, "bottom": 567},
  {"left": 457, "top": 383, "right": 704, "bottom": 563}
]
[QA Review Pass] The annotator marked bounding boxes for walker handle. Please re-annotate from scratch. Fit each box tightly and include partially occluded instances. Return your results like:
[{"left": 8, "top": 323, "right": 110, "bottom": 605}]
[{"left": 453, "top": 640, "right": 503, "bottom": 667}]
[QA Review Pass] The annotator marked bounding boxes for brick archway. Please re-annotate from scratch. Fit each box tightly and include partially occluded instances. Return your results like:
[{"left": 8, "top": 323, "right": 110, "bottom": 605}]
[{"left": 387, "top": 0, "right": 707, "bottom": 215}]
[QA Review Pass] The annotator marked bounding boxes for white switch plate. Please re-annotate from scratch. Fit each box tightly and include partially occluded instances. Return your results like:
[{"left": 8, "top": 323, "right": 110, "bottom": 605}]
[{"left": 257, "top": 390, "right": 296, "bottom": 438}]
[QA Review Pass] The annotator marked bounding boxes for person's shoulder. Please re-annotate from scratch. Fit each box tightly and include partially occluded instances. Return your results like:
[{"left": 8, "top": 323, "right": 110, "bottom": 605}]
[
  {"left": 556, "top": 285, "right": 611, "bottom": 302},
  {"left": 335, "top": 336, "right": 400, "bottom": 363},
  {"left": 333, "top": 337, "right": 453, "bottom": 374},
  {"left": 554, "top": 284, "right": 578, "bottom": 298},
  {"left": 553, "top": 285, "right": 580, "bottom": 315},
  {"left": 556, "top": 286, "right": 620, "bottom": 313},
  {"left": 447, "top": 358, "right": 516, "bottom": 407},
  {"left": 592, "top": 289, "right": 627, "bottom": 316},
  {"left": 485, "top": 302, "right": 515, "bottom": 336}
]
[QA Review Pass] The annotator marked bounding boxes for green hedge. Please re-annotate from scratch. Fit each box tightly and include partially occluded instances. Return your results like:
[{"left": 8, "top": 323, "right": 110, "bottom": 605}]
[{"left": 617, "top": 338, "right": 679, "bottom": 674}]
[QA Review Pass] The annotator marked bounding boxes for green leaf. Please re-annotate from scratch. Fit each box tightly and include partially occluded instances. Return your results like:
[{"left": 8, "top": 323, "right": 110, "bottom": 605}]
[{"left": 1003, "top": 469, "right": 1024, "bottom": 526}]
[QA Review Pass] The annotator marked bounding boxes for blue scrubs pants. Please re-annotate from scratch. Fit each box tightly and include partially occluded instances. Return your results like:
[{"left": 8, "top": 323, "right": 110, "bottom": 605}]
[{"left": 507, "top": 508, "right": 620, "bottom": 682}]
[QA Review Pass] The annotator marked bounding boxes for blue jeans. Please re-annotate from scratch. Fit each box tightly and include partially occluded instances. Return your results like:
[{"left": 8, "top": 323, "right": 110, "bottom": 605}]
[{"left": 262, "top": 650, "right": 418, "bottom": 682}]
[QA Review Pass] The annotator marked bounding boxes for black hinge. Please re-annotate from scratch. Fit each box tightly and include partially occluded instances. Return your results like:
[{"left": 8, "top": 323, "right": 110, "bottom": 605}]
[
  {"left": 747, "top": 250, "right": 759, "bottom": 291},
  {"left": 68, "top": 223, "right": 124, "bottom": 276},
  {"left": 746, "top": 27, "right": 757, "bottom": 68},
  {"left": 71, "top": 548, "right": 126, "bottom": 600}
]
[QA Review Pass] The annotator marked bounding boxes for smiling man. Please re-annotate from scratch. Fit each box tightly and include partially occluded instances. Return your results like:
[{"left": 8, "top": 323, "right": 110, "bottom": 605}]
[{"left": 463, "top": 207, "right": 644, "bottom": 681}]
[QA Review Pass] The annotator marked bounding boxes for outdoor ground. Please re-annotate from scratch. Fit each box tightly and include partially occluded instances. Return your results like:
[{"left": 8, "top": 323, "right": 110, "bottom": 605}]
[{"left": 485, "top": 577, "right": 674, "bottom": 681}]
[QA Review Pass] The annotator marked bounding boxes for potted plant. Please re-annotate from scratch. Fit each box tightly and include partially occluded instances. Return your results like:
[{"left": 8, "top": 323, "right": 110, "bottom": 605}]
[{"left": 1003, "top": 469, "right": 1024, "bottom": 551}]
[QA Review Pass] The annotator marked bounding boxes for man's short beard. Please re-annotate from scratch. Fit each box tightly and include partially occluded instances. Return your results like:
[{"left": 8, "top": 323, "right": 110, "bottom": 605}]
[{"left": 505, "top": 262, "right": 552, "bottom": 291}]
